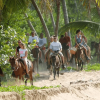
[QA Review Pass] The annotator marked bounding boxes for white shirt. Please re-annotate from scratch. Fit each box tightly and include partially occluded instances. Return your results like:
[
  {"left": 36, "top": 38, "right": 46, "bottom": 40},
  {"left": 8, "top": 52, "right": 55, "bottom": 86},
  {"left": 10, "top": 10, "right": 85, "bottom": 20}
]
[
  {"left": 38, "top": 38, "right": 47, "bottom": 47},
  {"left": 19, "top": 48, "right": 27, "bottom": 58},
  {"left": 50, "top": 41, "right": 62, "bottom": 51},
  {"left": 28, "top": 36, "right": 39, "bottom": 43}
]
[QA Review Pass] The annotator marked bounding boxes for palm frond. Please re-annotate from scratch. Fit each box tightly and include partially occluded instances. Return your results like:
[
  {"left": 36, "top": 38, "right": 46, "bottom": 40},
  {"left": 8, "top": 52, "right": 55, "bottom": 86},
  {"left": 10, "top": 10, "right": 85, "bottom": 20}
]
[{"left": 59, "top": 20, "right": 100, "bottom": 36}]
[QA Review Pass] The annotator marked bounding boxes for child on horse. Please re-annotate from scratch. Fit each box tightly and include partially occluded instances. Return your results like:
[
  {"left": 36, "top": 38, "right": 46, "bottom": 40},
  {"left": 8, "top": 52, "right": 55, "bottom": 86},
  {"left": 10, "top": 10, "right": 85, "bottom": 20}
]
[{"left": 19, "top": 43, "right": 29, "bottom": 78}]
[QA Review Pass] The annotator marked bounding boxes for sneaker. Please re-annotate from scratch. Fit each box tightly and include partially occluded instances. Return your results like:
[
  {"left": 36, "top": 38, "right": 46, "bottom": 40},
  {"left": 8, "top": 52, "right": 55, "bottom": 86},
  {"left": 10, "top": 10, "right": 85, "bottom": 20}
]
[
  {"left": 86, "top": 56, "right": 90, "bottom": 60},
  {"left": 25, "top": 74, "right": 29, "bottom": 78},
  {"left": 39, "top": 59, "right": 42, "bottom": 64},
  {"left": 62, "top": 64, "right": 66, "bottom": 69}
]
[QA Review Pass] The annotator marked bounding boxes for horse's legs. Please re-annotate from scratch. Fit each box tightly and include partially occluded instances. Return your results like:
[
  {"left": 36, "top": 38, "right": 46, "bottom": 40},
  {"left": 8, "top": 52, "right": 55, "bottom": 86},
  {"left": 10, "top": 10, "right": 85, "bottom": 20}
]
[
  {"left": 29, "top": 71, "right": 33, "bottom": 86},
  {"left": 53, "top": 67, "right": 56, "bottom": 80},
  {"left": 25, "top": 78, "right": 28, "bottom": 86},
  {"left": 0, "top": 77, "right": 1, "bottom": 86},
  {"left": 37, "top": 60, "right": 39, "bottom": 74},
  {"left": 57, "top": 68, "right": 59, "bottom": 78}
]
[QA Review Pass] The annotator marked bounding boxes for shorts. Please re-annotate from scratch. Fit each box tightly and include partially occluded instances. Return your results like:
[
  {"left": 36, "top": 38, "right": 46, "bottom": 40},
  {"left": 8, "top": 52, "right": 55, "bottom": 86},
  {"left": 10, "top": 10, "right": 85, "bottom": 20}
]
[{"left": 50, "top": 51, "right": 63, "bottom": 56}]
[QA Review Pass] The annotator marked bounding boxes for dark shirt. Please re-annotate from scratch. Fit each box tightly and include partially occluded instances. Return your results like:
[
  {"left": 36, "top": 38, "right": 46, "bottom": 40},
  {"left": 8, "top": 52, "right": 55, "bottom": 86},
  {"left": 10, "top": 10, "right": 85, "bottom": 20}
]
[{"left": 17, "top": 46, "right": 21, "bottom": 53}]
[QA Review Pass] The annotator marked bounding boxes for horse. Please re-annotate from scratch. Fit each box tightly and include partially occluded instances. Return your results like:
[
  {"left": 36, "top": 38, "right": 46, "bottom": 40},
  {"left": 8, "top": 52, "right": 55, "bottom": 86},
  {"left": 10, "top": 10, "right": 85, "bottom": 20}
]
[
  {"left": 9, "top": 57, "right": 34, "bottom": 86},
  {"left": 31, "top": 47, "right": 40, "bottom": 74},
  {"left": 49, "top": 51, "right": 61, "bottom": 80},
  {"left": 91, "top": 41, "right": 100, "bottom": 62},
  {"left": 0, "top": 67, "right": 4, "bottom": 86}
]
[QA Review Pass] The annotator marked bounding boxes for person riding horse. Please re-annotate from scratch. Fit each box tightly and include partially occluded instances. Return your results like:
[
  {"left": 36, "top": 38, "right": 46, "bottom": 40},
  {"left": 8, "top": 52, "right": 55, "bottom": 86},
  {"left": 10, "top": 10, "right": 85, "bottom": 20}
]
[
  {"left": 38, "top": 33, "right": 47, "bottom": 58},
  {"left": 19, "top": 43, "right": 29, "bottom": 78},
  {"left": 28, "top": 31, "right": 42, "bottom": 63},
  {"left": 45, "top": 36, "right": 54, "bottom": 69},
  {"left": 49, "top": 35, "right": 66, "bottom": 69},
  {"left": 75, "top": 30, "right": 90, "bottom": 60},
  {"left": 70, "top": 30, "right": 90, "bottom": 63},
  {"left": 59, "top": 32, "right": 71, "bottom": 62}
]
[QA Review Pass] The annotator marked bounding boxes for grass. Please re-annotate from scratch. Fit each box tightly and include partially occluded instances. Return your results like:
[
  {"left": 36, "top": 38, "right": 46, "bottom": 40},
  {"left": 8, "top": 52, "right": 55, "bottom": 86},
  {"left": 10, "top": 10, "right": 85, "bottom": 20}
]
[{"left": 0, "top": 85, "right": 60, "bottom": 92}]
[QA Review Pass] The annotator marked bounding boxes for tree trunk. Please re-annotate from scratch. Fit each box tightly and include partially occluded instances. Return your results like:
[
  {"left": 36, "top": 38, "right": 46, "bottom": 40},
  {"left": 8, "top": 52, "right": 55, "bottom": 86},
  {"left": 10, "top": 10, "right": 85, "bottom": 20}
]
[
  {"left": 62, "top": 0, "right": 72, "bottom": 47},
  {"left": 50, "top": 11, "right": 56, "bottom": 33},
  {"left": 55, "top": 0, "right": 60, "bottom": 37},
  {"left": 31, "top": 0, "right": 50, "bottom": 42},
  {"left": 24, "top": 13, "right": 37, "bottom": 36}
]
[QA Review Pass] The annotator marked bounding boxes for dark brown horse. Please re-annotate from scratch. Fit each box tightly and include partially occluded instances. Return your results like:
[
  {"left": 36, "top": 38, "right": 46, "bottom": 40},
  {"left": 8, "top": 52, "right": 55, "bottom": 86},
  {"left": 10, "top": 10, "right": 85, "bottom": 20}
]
[
  {"left": 91, "top": 41, "right": 100, "bottom": 62},
  {"left": 31, "top": 47, "right": 40, "bottom": 74},
  {"left": 9, "top": 57, "right": 34, "bottom": 86},
  {"left": 50, "top": 51, "right": 61, "bottom": 80},
  {"left": 0, "top": 67, "right": 4, "bottom": 86}
]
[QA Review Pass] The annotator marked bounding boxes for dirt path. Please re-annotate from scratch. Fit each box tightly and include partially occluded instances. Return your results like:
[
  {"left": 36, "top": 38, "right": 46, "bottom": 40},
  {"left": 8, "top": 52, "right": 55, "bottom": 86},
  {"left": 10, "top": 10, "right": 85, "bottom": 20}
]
[{"left": 1, "top": 63, "right": 100, "bottom": 100}]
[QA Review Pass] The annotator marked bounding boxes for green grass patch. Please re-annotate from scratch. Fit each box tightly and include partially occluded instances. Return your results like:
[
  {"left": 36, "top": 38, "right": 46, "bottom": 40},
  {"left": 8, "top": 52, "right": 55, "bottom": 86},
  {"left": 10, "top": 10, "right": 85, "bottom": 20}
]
[
  {"left": 0, "top": 85, "right": 60, "bottom": 92},
  {"left": 84, "top": 63, "right": 100, "bottom": 71}
]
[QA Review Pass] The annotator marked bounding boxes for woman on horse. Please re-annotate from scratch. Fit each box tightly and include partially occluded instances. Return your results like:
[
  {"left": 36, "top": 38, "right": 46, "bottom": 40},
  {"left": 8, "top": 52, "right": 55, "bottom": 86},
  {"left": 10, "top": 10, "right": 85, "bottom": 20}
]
[
  {"left": 19, "top": 43, "right": 29, "bottom": 78},
  {"left": 75, "top": 30, "right": 90, "bottom": 60},
  {"left": 16, "top": 40, "right": 22, "bottom": 57}
]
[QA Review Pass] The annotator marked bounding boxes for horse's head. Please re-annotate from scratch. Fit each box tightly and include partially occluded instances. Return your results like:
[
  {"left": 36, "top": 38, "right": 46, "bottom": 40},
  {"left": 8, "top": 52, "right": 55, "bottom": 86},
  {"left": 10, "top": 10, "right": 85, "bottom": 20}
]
[
  {"left": 9, "top": 57, "right": 17, "bottom": 70},
  {"left": 31, "top": 48, "right": 39, "bottom": 58},
  {"left": 91, "top": 41, "right": 95, "bottom": 51},
  {"left": 76, "top": 47, "right": 83, "bottom": 60},
  {"left": 50, "top": 52, "right": 59, "bottom": 67}
]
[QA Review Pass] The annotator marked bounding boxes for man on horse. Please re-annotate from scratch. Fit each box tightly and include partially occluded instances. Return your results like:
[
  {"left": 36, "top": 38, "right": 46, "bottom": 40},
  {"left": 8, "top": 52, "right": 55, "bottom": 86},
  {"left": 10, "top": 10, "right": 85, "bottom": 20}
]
[
  {"left": 38, "top": 33, "right": 47, "bottom": 57},
  {"left": 49, "top": 35, "right": 66, "bottom": 69},
  {"left": 59, "top": 32, "right": 71, "bottom": 62},
  {"left": 28, "top": 31, "right": 42, "bottom": 63}
]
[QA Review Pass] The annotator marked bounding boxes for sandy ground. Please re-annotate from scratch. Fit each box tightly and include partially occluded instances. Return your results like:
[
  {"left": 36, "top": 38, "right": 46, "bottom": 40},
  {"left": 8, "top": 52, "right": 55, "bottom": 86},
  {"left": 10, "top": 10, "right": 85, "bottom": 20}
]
[{"left": 1, "top": 62, "right": 100, "bottom": 100}]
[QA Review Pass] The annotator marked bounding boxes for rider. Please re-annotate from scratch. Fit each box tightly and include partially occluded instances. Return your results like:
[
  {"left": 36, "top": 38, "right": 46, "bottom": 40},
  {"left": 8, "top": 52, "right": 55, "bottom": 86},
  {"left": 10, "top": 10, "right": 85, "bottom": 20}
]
[
  {"left": 28, "top": 31, "right": 42, "bottom": 63},
  {"left": 75, "top": 30, "right": 90, "bottom": 60},
  {"left": 45, "top": 36, "right": 54, "bottom": 69},
  {"left": 19, "top": 43, "right": 29, "bottom": 78},
  {"left": 38, "top": 33, "right": 47, "bottom": 55},
  {"left": 49, "top": 35, "right": 66, "bottom": 69},
  {"left": 16, "top": 40, "right": 22, "bottom": 57},
  {"left": 59, "top": 32, "right": 71, "bottom": 61},
  {"left": 81, "top": 32, "right": 91, "bottom": 59}
]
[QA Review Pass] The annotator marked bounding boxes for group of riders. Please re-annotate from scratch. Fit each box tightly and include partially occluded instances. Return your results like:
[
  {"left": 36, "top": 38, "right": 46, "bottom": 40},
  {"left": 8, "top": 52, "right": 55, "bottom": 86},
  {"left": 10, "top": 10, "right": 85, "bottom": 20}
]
[{"left": 15, "top": 29, "right": 91, "bottom": 78}]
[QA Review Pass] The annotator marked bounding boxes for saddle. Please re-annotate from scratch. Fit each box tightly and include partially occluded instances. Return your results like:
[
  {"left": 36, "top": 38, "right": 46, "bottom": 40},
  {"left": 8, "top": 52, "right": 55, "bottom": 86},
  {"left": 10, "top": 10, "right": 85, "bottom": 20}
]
[{"left": 18, "top": 59, "right": 31, "bottom": 70}]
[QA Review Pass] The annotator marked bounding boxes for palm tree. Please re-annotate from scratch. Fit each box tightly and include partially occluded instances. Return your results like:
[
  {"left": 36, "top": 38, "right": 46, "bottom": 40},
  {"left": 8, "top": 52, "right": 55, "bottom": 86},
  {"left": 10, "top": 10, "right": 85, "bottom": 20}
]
[{"left": 24, "top": 13, "right": 37, "bottom": 36}]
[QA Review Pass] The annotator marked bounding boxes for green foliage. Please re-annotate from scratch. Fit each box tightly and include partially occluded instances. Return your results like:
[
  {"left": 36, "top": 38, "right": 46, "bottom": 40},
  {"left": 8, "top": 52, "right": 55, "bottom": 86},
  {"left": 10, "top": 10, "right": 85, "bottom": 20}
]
[
  {"left": 84, "top": 63, "right": 100, "bottom": 71},
  {"left": 59, "top": 20, "right": 100, "bottom": 36}
]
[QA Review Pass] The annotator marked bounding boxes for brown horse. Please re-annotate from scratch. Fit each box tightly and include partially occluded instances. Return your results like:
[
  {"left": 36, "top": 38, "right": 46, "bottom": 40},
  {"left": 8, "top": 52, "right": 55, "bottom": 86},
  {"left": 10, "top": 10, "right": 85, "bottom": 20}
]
[
  {"left": 0, "top": 67, "right": 4, "bottom": 86},
  {"left": 31, "top": 48, "right": 40, "bottom": 74},
  {"left": 50, "top": 51, "right": 61, "bottom": 80},
  {"left": 91, "top": 41, "right": 100, "bottom": 62},
  {"left": 9, "top": 57, "right": 34, "bottom": 86}
]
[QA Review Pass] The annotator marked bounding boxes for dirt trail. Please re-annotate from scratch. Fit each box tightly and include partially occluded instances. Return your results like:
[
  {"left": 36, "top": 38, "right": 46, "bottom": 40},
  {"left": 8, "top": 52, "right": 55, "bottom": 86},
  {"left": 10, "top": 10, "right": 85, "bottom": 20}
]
[{"left": 1, "top": 63, "right": 100, "bottom": 100}]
